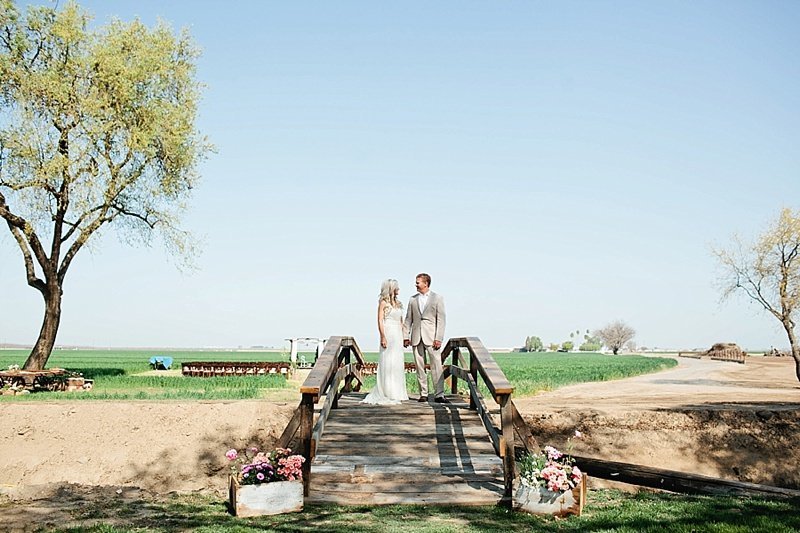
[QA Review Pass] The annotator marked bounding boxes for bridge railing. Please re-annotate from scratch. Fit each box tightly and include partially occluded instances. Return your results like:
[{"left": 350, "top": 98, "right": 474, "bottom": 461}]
[
  {"left": 276, "top": 335, "right": 365, "bottom": 496},
  {"left": 441, "top": 337, "right": 539, "bottom": 506}
]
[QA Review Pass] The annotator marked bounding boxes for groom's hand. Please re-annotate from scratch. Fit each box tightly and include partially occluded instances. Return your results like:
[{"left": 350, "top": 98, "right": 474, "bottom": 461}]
[
  {"left": 433, "top": 340, "right": 441, "bottom": 350},
  {"left": 403, "top": 339, "right": 410, "bottom": 348}
]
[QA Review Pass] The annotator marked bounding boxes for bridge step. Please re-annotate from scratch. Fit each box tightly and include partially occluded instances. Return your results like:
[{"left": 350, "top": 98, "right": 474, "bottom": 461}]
[{"left": 307, "top": 392, "right": 505, "bottom": 505}]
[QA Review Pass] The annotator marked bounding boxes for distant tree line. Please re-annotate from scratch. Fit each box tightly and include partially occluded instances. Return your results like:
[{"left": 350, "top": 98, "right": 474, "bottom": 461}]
[{"left": 518, "top": 321, "right": 636, "bottom": 354}]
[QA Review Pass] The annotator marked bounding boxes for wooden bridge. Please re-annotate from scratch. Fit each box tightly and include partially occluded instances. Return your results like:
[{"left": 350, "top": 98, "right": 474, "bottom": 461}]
[
  {"left": 277, "top": 336, "right": 538, "bottom": 507},
  {"left": 276, "top": 336, "right": 800, "bottom": 506}
]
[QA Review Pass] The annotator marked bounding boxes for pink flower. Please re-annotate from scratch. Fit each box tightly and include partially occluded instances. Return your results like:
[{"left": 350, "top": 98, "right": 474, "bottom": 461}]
[
  {"left": 544, "top": 446, "right": 563, "bottom": 460},
  {"left": 225, "top": 449, "right": 238, "bottom": 461},
  {"left": 574, "top": 430, "right": 583, "bottom": 438},
  {"left": 256, "top": 472, "right": 265, "bottom": 481}
]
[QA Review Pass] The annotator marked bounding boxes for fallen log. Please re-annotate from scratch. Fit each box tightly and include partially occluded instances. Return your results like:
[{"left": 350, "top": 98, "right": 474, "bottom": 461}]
[{"left": 572, "top": 455, "right": 800, "bottom": 498}]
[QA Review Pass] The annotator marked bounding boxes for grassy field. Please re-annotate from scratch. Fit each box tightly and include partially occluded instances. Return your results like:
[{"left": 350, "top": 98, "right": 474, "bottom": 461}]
[
  {"left": 0, "top": 349, "right": 294, "bottom": 401},
  {"left": 26, "top": 489, "right": 800, "bottom": 532},
  {"left": 0, "top": 349, "right": 676, "bottom": 401},
  {"left": 489, "top": 351, "right": 676, "bottom": 396}
]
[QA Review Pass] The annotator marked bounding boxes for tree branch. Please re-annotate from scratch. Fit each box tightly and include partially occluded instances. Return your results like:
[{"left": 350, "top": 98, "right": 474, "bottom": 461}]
[
  {"left": 0, "top": 192, "right": 50, "bottom": 294},
  {"left": 50, "top": 129, "right": 72, "bottom": 266},
  {"left": 0, "top": 177, "right": 58, "bottom": 195},
  {"left": 60, "top": 204, "right": 104, "bottom": 243},
  {"left": 1, "top": 26, "right": 12, "bottom": 50},
  {"left": 57, "top": 210, "right": 113, "bottom": 283},
  {"left": 737, "top": 267, "right": 783, "bottom": 322},
  {"left": 7, "top": 223, "right": 47, "bottom": 294},
  {"left": 111, "top": 202, "right": 159, "bottom": 229}
]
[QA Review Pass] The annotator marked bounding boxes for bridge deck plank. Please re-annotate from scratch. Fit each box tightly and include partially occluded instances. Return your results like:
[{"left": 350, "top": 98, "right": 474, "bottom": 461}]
[{"left": 307, "top": 392, "right": 504, "bottom": 505}]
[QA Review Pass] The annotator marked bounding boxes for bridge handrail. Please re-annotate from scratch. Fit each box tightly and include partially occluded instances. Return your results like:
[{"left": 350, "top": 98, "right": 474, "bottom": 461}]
[
  {"left": 278, "top": 335, "right": 365, "bottom": 496},
  {"left": 441, "top": 337, "right": 539, "bottom": 507},
  {"left": 300, "top": 336, "right": 366, "bottom": 398},
  {"left": 441, "top": 337, "right": 513, "bottom": 397}
]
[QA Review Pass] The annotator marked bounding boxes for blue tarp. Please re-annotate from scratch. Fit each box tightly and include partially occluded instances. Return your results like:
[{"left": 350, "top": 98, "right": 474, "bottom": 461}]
[{"left": 149, "top": 355, "right": 173, "bottom": 370}]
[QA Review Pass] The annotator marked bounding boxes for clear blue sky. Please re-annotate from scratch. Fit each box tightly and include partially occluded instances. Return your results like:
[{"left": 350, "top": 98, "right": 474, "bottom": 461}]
[{"left": 1, "top": 1, "right": 799, "bottom": 351}]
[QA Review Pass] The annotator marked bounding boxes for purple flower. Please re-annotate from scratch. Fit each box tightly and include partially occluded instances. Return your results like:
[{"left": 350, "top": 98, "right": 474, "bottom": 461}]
[{"left": 256, "top": 473, "right": 265, "bottom": 481}]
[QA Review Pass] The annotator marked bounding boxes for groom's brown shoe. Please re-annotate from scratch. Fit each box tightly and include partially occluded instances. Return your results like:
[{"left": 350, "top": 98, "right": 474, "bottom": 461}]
[
  {"left": 434, "top": 397, "right": 450, "bottom": 404},
  {"left": 418, "top": 396, "right": 428, "bottom": 402}
]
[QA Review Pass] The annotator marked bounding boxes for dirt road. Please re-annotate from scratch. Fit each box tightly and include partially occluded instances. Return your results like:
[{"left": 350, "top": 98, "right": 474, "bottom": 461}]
[{"left": 516, "top": 355, "right": 799, "bottom": 413}]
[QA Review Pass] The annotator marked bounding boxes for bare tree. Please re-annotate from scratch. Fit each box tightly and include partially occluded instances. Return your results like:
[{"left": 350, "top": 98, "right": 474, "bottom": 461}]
[
  {"left": 713, "top": 208, "right": 800, "bottom": 382},
  {"left": 595, "top": 321, "right": 636, "bottom": 355}
]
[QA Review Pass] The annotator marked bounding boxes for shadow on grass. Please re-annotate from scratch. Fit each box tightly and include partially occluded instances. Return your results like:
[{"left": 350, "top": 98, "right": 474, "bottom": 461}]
[
  {"left": 42, "top": 490, "right": 800, "bottom": 533},
  {"left": 69, "top": 367, "right": 127, "bottom": 378}
]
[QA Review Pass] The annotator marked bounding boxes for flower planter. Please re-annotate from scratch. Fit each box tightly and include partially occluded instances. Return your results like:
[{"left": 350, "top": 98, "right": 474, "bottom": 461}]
[
  {"left": 514, "top": 475, "right": 587, "bottom": 517},
  {"left": 228, "top": 476, "right": 303, "bottom": 517}
]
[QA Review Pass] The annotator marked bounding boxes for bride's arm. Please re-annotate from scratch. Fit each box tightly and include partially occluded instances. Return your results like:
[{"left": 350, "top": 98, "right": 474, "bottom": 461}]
[{"left": 377, "top": 300, "right": 388, "bottom": 348}]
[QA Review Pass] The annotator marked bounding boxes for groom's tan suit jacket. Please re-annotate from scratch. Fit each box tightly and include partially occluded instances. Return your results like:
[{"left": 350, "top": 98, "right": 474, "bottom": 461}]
[{"left": 404, "top": 291, "right": 446, "bottom": 346}]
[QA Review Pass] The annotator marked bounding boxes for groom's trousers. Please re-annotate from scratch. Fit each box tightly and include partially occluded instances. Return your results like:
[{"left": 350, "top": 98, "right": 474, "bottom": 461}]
[{"left": 413, "top": 342, "right": 445, "bottom": 398}]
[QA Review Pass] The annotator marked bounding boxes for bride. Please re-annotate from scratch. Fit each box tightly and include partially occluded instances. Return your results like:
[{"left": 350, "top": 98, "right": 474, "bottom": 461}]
[{"left": 362, "top": 279, "right": 409, "bottom": 405}]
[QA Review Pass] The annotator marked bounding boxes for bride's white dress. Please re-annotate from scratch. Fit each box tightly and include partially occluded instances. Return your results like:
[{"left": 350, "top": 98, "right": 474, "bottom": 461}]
[{"left": 362, "top": 306, "right": 409, "bottom": 405}]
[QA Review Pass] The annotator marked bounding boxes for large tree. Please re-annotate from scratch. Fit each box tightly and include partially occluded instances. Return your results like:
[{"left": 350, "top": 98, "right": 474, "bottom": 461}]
[
  {"left": 0, "top": 1, "right": 210, "bottom": 370},
  {"left": 713, "top": 208, "right": 800, "bottom": 382},
  {"left": 595, "top": 320, "right": 636, "bottom": 355}
]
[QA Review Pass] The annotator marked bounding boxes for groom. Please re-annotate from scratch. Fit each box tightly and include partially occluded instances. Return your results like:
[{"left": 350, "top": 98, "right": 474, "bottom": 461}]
[{"left": 404, "top": 273, "right": 448, "bottom": 404}]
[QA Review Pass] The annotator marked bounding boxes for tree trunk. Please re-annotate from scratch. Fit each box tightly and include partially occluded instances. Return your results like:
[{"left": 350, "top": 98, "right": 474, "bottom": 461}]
[
  {"left": 794, "top": 353, "right": 800, "bottom": 384},
  {"left": 22, "top": 284, "right": 62, "bottom": 371},
  {"left": 782, "top": 320, "right": 800, "bottom": 383}
]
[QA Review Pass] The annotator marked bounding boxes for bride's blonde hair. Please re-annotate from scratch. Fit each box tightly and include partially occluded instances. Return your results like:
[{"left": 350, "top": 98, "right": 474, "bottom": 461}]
[{"left": 379, "top": 279, "right": 402, "bottom": 311}]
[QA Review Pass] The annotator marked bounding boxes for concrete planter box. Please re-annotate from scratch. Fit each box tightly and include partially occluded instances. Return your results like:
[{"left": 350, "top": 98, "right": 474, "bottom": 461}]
[
  {"left": 228, "top": 476, "right": 303, "bottom": 517},
  {"left": 514, "top": 475, "right": 586, "bottom": 517}
]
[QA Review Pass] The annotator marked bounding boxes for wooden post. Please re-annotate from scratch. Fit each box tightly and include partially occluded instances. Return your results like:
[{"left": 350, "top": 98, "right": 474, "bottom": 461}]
[
  {"left": 469, "top": 351, "right": 478, "bottom": 410},
  {"left": 315, "top": 338, "right": 325, "bottom": 364},
  {"left": 499, "top": 393, "right": 515, "bottom": 509},
  {"left": 299, "top": 393, "right": 314, "bottom": 497},
  {"left": 451, "top": 347, "right": 461, "bottom": 395},
  {"left": 343, "top": 346, "right": 351, "bottom": 365},
  {"left": 340, "top": 347, "right": 353, "bottom": 392}
]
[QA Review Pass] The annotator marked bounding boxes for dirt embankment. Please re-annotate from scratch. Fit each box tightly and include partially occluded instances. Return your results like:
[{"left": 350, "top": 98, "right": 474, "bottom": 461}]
[
  {"left": 0, "top": 401, "right": 296, "bottom": 494},
  {"left": 515, "top": 356, "right": 800, "bottom": 489}
]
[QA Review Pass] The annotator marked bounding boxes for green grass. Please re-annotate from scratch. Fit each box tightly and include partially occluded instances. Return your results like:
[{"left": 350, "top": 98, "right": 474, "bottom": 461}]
[
  {"left": 359, "top": 350, "right": 676, "bottom": 397},
  {"left": 0, "top": 349, "right": 676, "bottom": 401},
  {"left": 0, "top": 349, "right": 293, "bottom": 401},
  {"left": 26, "top": 489, "right": 800, "bottom": 532},
  {"left": 489, "top": 352, "right": 677, "bottom": 396}
]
